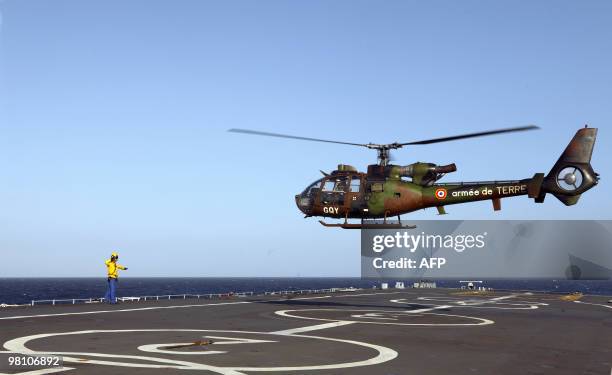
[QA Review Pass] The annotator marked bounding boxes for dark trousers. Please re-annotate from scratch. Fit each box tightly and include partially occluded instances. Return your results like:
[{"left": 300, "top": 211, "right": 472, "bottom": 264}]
[{"left": 104, "top": 278, "right": 117, "bottom": 304}]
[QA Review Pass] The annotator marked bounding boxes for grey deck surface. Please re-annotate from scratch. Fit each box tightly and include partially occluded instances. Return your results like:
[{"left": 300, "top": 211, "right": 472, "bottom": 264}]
[{"left": 0, "top": 288, "right": 611, "bottom": 374}]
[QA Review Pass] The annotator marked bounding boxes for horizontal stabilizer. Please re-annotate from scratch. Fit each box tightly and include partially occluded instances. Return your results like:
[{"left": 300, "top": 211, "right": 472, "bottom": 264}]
[{"left": 553, "top": 194, "right": 581, "bottom": 206}]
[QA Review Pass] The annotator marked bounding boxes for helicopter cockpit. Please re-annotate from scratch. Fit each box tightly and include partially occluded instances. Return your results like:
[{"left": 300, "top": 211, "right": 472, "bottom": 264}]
[
  {"left": 295, "top": 171, "right": 363, "bottom": 215},
  {"left": 321, "top": 176, "right": 348, "bottom": 205},
  {"left": 295, "top": 178, "right": 322, "bottom": 215}
]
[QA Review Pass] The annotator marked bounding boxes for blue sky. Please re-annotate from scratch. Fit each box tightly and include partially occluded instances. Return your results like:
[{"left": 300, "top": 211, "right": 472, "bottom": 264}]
[{"left": 0, "top": 1, "right": 610, "bottom": 277}]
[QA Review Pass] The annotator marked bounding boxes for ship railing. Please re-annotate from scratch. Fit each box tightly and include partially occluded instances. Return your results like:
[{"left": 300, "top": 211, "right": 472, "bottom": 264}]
[
  {"left": 263, "top": 287, "right": 357, "bottom": 296},
  {"left": 30, "top": 291, "right": 255, "bottom": 306},
  {"left": 28, "top": 287, "right": 360, "bottom": 306}
]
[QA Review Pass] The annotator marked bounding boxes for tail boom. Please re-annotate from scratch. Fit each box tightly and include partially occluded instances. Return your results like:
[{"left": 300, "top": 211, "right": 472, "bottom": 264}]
[{"left": 425, "top": 127, "right": 598, "bottom": 211}]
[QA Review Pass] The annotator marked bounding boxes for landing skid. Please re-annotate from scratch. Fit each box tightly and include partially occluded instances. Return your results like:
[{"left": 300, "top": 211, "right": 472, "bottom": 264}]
[{"left": 318, "top": 219, "right": 416, "bottom": 230}]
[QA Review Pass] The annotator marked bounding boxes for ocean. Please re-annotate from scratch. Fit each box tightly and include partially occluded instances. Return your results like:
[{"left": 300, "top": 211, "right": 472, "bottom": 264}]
[{"left": 1, "top": 278, "right": 611, "bottom": 305}]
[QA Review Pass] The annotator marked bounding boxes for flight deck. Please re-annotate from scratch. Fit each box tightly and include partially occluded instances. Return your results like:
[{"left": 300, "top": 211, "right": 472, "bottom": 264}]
[{"left": 0, "top": 288, "right": 611, "bottom": 374}]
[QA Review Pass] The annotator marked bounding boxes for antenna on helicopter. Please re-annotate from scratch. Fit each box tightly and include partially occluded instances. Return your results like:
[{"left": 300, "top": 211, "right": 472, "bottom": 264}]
[{"left": 228, "top": 125, "right": 539, "bottom": 166}]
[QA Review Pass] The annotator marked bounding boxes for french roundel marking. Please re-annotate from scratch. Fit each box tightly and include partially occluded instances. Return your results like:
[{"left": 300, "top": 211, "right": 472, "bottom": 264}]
[{"left": 435, "top": 188, "right": 447, "bottom": 200}]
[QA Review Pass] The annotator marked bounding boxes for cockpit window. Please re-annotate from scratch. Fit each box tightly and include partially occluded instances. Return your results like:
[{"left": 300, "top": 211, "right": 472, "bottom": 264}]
[
  {"left": 334, "top": 178, "right": 347, "bottom": 192},
  {"left": 322, "top": 176, "right": 348, "bottom": 192},
  {"left": 350, "top": 176, "right": 361, "bottom": 192},
  {"left": 302, "top": 178, "right": 323, "bottom": 195},
  {"left": 323, "top": 180, "right": 336, "bottom": 192}
]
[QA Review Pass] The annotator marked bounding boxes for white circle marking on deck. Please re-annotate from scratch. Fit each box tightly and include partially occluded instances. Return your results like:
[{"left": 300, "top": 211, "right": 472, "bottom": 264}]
[
  {"left": 3, "top": 329, "right": 398, "bottom": 373},
  {"left": 391, "top": 297, "right": 547, "bottom": 310},
  {"left": 275, "top": 309, "right": 494, "bottom": 326},
  {"left": 574, "top": 300, "right": 612, "bottom": 310}
]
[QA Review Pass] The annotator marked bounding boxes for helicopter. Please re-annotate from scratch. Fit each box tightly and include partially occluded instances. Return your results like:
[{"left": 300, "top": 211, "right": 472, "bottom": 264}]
[{"left": 229, "top": 126, "right": 599, "bottom": 229}]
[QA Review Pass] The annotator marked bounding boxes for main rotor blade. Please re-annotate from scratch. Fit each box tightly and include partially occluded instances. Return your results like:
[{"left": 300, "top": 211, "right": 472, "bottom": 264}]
[
  {"left": 228, "top": 128, "right": 368, "bottom": 147},
  {"left": 400, "top": 125, "right": 539, "bottom": 145}
]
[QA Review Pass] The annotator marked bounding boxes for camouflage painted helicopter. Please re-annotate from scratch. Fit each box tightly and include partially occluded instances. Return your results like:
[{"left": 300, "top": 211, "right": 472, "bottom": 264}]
[{"left": 230, "top": 126, "right": 599, "bottom": 229}]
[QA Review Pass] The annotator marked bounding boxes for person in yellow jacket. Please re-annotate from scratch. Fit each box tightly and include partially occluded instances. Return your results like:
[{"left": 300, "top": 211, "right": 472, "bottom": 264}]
[{"left": 103, "top": 251, "right": 128, "bottom": 304}]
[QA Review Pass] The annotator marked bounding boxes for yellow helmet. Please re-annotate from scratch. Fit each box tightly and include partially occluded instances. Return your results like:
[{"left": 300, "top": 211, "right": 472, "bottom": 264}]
[{"left": 111, "top": 251, "right": 119, "bottom": 258}]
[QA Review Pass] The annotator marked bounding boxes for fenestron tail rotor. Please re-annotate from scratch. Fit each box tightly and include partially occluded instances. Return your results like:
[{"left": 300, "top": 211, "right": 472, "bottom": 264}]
[{"left": 228, "top": 125, "right": 539, "bottom": 166}]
